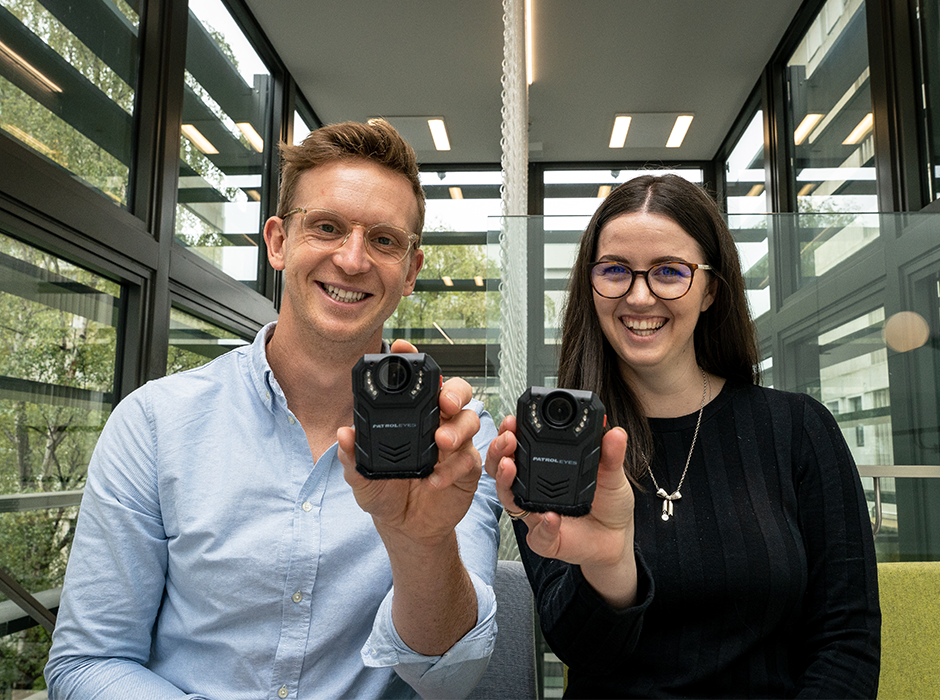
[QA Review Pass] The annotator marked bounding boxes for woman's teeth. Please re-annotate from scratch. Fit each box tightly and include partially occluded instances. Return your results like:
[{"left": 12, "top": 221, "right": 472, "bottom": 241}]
[
  {"left": 323, "top": 284, "right": 366, "bottom": 303},
  {"left": 625, "top": 318, "right": 665, "bottom": 336}
]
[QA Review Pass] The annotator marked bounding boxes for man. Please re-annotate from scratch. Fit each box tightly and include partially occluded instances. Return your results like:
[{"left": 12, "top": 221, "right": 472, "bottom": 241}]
[{"left": 45, "top": 120, "right": 502, "bottom": 699}]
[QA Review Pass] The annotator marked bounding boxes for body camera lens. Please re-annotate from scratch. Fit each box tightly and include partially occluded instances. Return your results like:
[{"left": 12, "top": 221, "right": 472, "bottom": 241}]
[
  {"left": 543, "top": 391, "right": 577, "bottom": 428},
  {"left": 377, "top": 356, "right": 411, "bottom": 393}
]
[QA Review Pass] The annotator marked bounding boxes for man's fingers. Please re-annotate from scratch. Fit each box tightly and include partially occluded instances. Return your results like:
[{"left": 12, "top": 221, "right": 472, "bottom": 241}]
[{"left": 389, "top": 339, "right": 419, "bottom": 354}]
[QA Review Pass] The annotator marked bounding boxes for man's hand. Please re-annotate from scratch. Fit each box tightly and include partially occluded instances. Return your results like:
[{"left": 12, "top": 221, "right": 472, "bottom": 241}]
[
  {"left": 337, "top": 340, "right": 481, "bottom": 655},
  {"left": 337, "top": 340, "right": 482, "bottom": 546}
]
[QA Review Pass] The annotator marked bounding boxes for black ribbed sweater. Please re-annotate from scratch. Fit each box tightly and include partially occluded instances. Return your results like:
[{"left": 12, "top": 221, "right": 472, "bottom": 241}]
[{"left": 514, "top": 381, "right": 881, "bottom": 699}]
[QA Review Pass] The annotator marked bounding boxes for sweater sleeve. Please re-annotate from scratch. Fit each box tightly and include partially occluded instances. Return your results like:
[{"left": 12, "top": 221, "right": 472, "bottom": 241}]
[
  {"left": 792, "top": 395, "right": 881, "bottom": 699},
  {"left": 513, "top": 519, "right": 654, "bottom": 672}
]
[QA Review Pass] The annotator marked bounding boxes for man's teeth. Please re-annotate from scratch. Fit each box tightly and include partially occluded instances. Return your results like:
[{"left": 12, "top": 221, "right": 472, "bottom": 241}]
[{"left": 324, "top": 284, "right": 366, "bottom": 303}]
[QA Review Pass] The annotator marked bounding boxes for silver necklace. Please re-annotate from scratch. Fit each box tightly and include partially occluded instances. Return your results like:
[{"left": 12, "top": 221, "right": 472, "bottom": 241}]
[{"left": 645, "top": 368, "right": 708, "bottom": 522}]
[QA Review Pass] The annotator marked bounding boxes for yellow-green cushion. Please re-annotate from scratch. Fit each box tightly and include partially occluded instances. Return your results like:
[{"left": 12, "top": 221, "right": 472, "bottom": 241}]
[{"left": 878, "top": 561, "right": 940, "bottom": 700}]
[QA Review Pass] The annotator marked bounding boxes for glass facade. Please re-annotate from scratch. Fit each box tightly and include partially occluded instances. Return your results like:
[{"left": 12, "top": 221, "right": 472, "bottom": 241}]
[
  {"left": 725, "top": 109, "right": 769, "bottom": 215},
  {"left": 175, "top": 0, "right": 272, "bottom": 289},
  {"left": 0, "top": 0, "right": 140, "bottom": 206},
  {"left": 0, "top": 229, "right": 121, "bottom": 691},
  {"left": 786, "top": 0, "right": 875, "bottom": 215},
  {"left": 166, "top": 306, "right": 249, "bottom": 375}
]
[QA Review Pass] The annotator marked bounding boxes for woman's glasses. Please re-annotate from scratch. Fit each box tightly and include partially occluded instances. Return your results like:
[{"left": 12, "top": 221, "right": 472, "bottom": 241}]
[
  {"left": 280, "top": 207, "right": 418, "bottom": 264},
  {"left": 589, "top": 260, "right": 713, "bottom": 300}
]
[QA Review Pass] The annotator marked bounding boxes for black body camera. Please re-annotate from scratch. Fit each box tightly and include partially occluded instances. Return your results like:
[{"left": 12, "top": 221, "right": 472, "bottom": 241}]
[
  {"left": 352, "top": 353, "right": 442, "bottom": 479},
  {"left": 512, "top": 387, "right": 606, "bottom": 517}
]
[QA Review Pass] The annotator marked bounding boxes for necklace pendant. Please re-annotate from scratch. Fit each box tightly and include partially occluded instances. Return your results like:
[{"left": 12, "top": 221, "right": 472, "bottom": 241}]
[{"left": 656, "top": 490, "right": 681, "bottom": 520}]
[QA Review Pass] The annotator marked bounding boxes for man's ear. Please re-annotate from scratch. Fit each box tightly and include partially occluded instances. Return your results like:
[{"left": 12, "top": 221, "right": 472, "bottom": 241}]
[
  {"left": 402, "top": 248, "right": 424, "bottom": 297},
  {"left": 263, "top": 216, "right": 287, "bottom": 271}
]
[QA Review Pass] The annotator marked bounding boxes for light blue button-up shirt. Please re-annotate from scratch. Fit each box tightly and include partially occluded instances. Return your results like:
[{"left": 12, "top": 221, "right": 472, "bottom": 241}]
[{"left": 45, "top": 323, "right": 501, "bottom": 700}]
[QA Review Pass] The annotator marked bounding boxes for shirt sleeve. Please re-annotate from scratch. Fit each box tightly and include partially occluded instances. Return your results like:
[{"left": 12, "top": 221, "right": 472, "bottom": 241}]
[
  {"left": 44, "top": 387, "right": 207, "bottom": 700},
  {"left": 793, "top": 396, "right": 881, "bottom": 699},
  {"left": 361, "top": 399, "right": 503, "bottom": 699}
]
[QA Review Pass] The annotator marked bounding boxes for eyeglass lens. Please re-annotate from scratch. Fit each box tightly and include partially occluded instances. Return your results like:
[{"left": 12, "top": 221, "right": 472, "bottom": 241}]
[
  {"left": 298, "top": 209, "right": 412, "bottom": 262},
  {"left": 591, "top": 261, "right": 696, "bottom": 300}
]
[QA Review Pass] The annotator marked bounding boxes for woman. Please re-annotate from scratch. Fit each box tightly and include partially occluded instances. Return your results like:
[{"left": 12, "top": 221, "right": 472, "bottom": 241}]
[{"left": 485, "top": 175, "right": 880, "bottom": 698}]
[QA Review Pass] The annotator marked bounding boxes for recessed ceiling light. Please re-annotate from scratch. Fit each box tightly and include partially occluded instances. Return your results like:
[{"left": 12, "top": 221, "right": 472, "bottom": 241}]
[
  {"left": 474, "top": 276, "right": 485, "bottom": 287},
  {"left": 797, "top": 183, "right": 816, "bottom": 197},
  {"left": 609, "top": 116, "right": 632, "bottom": 148},
  {"left": 433, "top": 322, "right": 455, "bottom": 344},
  {"left": 181, "top": 124, "right": 218, "bottom": 154},
  {"left": 2, "top": 124, "right": 55, "bottom": 157},
  {"left": 597, "top": 185, "right": 612, "bottom": 198},
  {"left": 843, "top": 113, "right": 873, "bottom": 145},
  {"left": 666, "top": 115, "right": 694, "bottom": 148},
  {"left": 794, "top": 113, "right": 824, "bottom": 145},
  {"left": 747, "top": 184, "right": 765, "bottom": 197},
  {"left": 441, "top": 276, "right": 454, "bottom": 286},
  {"left": 449, "top": 187, "right": 463, "bottom": 200},
  {"left": 428, "top": 119, "right": 451, "bottom": 150}
]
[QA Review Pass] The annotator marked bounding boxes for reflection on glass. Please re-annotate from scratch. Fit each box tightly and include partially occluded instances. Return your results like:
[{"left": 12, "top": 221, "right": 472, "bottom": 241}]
[
  {"left": 725, "top": 110, "right": 768, "bottom": 214},
  {"left": 0, "top": 229, "right": 120, "bottom": 690},
  {"left": 386, "top": 171, "right": 501, "bottom": 348},
  {"left": 166, "top": 307, "right": 249, "bottom": 375},
  {"left": 786, "top": 0, "right": 875, "bottom": 214},
  {"left": 0, "top": 0, "right": 139, "bottom": 205},
  {"left": 728, "top": 213, "right": 771, "bottom": 319},
  {"left": 175, "top": 0, "right": 271, "bottom": 288}
]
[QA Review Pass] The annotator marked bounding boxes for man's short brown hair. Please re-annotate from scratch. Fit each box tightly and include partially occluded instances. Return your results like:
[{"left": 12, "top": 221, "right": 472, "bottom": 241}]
[{"left": 277, "top": 119, "right": 426, "bottom": 241}]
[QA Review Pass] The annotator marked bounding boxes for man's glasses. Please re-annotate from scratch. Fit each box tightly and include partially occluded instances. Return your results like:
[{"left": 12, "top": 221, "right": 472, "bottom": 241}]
[
  {"left": 589, "top": 260, "right": 713, "bottom": 300},
  {"left": 280, "top": 207, "right": 418, "bottom": 264}
]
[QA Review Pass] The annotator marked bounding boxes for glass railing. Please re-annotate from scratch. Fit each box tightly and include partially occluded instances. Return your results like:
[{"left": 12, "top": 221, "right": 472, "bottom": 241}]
[{"left": 487, "top": 212, "right": 940, "bottom": 562}]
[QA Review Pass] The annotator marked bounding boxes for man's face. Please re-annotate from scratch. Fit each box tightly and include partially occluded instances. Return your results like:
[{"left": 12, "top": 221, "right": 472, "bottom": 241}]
[{"left": 265, "top": 159, "right": 424, "bottom": 349}]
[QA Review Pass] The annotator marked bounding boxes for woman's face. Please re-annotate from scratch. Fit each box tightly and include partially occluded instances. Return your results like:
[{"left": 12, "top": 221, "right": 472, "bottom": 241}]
[{"left": 592, "top": 211, "right": 716, "bottom": 383}]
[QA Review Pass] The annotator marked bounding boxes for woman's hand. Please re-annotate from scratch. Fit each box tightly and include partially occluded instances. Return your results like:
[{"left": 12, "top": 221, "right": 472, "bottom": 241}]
[{"left": 485, "top": 416, "right": 638, "bottom": 607}]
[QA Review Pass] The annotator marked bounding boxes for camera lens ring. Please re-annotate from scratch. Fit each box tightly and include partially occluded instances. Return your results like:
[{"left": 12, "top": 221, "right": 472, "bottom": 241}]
[
  {"left": 542, "top": 391, "right": 578, "bottom": 428},
  {"left": 376, "top": 356, "right": 412, "bottom": 393}
]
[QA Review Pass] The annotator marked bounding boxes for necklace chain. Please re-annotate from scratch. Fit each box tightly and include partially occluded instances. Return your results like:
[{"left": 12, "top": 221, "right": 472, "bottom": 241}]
[{"left": 645, "top": 368, "right": 708, "bottom": 521}]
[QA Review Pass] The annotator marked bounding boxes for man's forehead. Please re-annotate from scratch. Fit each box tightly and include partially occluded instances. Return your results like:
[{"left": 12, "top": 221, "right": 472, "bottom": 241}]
[{"left": 292, "top": 160, "right": 420, "bottom": 228}]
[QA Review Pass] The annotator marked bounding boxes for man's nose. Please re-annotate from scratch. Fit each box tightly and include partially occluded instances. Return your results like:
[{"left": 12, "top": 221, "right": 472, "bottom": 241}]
[{"left": 332, "top": 226, "right": 372, "bottom": 272}]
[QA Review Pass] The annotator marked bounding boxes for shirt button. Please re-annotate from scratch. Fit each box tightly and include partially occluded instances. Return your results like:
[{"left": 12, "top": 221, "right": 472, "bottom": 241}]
[
  {"left": 302, "top": 502, "right": 312, "bottom": 512},
  {"left": 292, "top": 591, "right": 303, "bottom": 603},
  {"left": 288, "top": 415, "right": 296, "bottom": 425},
  {"left": 278, "top": 686, "right": 288, "bottom": 698}
]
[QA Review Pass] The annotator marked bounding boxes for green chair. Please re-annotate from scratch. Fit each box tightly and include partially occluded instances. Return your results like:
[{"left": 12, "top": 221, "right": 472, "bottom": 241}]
[{"left": 877, "top": 561, "right": 940, "bottom": 700}]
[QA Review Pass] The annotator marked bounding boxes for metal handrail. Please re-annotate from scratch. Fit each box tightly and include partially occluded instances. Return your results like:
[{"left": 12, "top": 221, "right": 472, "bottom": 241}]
[
  {"left": 0, "top": 489, "right": 84, "bottom": 513},
  {"left": 856, "top": 465, "right": 940, "bottom": 537}
]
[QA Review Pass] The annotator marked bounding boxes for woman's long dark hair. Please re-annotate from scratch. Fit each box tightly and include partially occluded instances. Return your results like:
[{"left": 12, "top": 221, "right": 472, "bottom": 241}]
[{"left": 556, "top": 174, "right": 760, "bottom": 481}]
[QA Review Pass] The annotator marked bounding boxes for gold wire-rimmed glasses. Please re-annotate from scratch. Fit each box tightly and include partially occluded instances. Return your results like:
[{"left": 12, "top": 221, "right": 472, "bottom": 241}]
[
  {"left": 280, "top": 207, "right": 418, "bottom": 264},
  {"left": 589, "top": 260, "right": 713, "bottom": 300}
]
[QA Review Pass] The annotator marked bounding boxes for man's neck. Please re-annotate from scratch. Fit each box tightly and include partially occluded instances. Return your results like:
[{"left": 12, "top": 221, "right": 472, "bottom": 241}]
[{"left": 265, "top": 315, "right": 383, "bottom": 449}]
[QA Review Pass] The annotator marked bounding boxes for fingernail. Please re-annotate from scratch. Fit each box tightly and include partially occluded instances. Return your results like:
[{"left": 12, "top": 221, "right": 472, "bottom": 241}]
[{"left": 429, "top": 472, "right": 441, "bottom": 488}]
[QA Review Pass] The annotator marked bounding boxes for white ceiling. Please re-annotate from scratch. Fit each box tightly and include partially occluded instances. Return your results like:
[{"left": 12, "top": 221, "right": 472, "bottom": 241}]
[{"left": 243, "top": 0, "right": 805, "bottom": 165}]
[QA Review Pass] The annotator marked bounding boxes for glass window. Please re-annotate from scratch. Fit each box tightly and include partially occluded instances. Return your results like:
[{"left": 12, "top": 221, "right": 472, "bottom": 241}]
[
  {"left": 786, "top": 0, "right": 875, "bottom": 215},
  {"left": 725, "top": 110, "right": 769, "bottom": 214},
  {"left": 915, "top": 0, "right": 940, "bottom": 202},
  {"left": 385, "top": 170, "right": 501, "bottom": 414},
  {"left": 0, "top": 0, "right": 140, "bottom": 206},
  {"left": 175, "top": 0, "right": 272, "bottom": 289},
  {"left": 166, "top": 307, "right": 249, "bottom": 375},
  {"left": 0, "top": 228, "right": 121, "bottom": 691}
]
